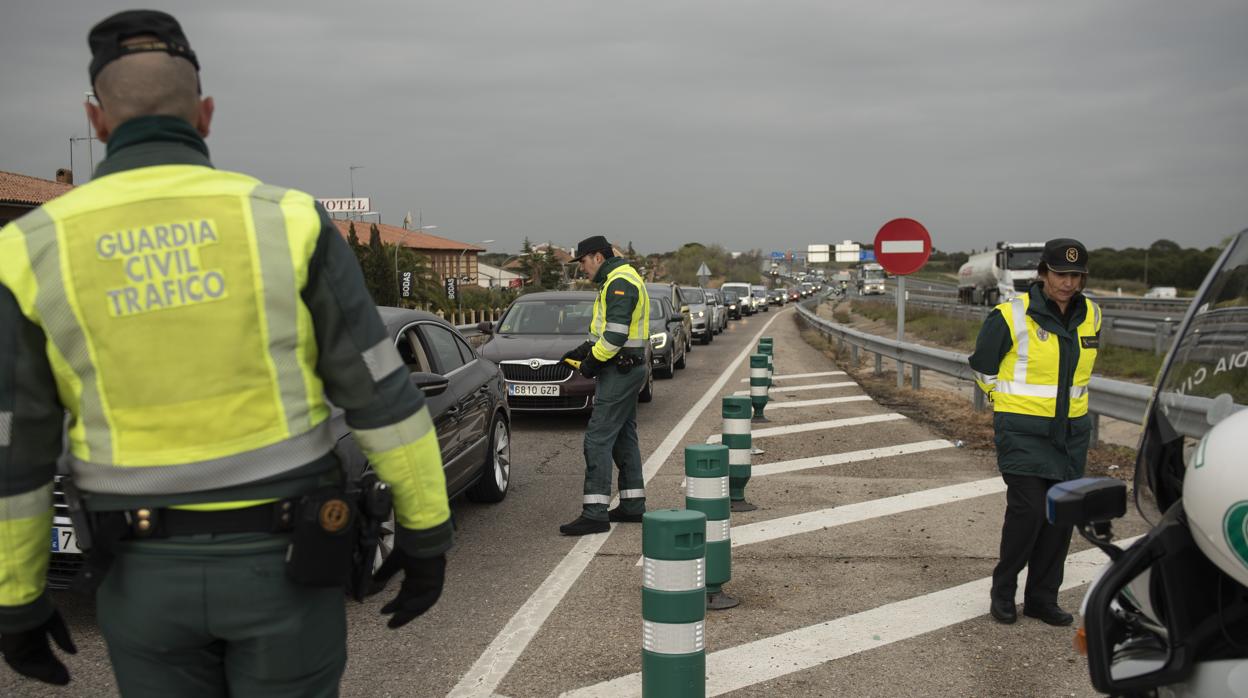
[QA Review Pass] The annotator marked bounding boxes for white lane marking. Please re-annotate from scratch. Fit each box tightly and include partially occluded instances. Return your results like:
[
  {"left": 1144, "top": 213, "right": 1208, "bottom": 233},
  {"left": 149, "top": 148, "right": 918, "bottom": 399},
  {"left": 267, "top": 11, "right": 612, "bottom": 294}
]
[
  {"left": 639, "top": 476, "right": 1002, "bottom": 567},
  {"left": 561, "top": 540, "right": 1139, "bottom": 698},
  {"left": 764, "top": 395, "right": 874, "bottom": 410},
  {"left": 731, "top": 381, "right": 857, "bottom": 396},
  {"left": 731, "top": 478, "right": 1004, "bottom": 547},
  {"left": 753, "top": 440, "right": 954, "bottom": 477},
  {"left": 704, "top": 413, "right": 907, "bottom": 444},
  {"left": 880, "top": 239, "right": 926, "bottom": 254},
  {"left": 738, "top": 370, "right": 846, "bottom": 382},
  {"left": 448, "top": 308, "right": 793, "bottom": 697}
]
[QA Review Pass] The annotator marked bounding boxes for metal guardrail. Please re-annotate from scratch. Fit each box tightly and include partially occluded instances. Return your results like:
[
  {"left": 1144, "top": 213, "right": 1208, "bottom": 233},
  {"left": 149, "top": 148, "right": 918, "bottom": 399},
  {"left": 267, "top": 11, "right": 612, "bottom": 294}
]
[
  {"left": 795, "top": 299, "right": 1158, "bottom": 441},
  {"left": 860, "top": 291, "right": 1181, "bottom": 354}
]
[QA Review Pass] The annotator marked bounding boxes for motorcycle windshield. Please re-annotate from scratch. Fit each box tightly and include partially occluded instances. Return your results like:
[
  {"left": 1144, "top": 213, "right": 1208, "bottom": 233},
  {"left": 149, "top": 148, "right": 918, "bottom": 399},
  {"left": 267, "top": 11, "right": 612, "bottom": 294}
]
[{"left": 1135, "top": 230, "right": 1248, "bottom": 524}]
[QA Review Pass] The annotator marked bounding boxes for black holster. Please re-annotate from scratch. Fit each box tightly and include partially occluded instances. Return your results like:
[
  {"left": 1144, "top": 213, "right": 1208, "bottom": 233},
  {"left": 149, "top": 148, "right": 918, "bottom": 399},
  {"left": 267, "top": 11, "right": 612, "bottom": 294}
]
[{"left": 347, "top": 474, "right": 393, "bottom": 602}]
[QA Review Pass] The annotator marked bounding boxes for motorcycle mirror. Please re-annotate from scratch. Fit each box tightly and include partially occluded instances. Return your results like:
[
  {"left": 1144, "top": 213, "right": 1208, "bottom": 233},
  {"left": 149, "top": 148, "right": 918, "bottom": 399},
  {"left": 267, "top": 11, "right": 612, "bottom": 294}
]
[{"left": 1047, "top": 477, "right": 1127, "bottom": 527}]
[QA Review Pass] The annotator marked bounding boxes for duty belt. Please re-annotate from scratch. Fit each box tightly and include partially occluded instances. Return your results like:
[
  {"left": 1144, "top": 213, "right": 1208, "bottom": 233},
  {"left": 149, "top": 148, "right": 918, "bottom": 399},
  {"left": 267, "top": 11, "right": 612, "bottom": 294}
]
[{"left": 102, "top": 499, "right": 297, "bottom": 540}]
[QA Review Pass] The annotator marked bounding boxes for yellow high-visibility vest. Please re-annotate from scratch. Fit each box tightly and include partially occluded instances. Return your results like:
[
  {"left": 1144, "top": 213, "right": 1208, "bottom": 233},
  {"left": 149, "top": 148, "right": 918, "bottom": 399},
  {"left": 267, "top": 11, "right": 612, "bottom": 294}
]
[
  {"left": 587, "top": 262, "right": 650, "bottom": 361},
  {"left": 0, "top": 165, "right": 335, "bottom": 500},
  {"left": 988, "top": 293, "right": 1101, "bottom": 418}
]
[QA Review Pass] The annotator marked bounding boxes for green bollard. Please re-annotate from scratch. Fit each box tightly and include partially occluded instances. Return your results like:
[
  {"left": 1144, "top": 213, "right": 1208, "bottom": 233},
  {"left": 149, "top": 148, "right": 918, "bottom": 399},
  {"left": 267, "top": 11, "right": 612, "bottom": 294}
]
[
  {"left": 749, "top": 354, "right": 769, "bottom": 422},
  {"left": 685, "top": 444, "right": 738, "bottom": 610},
  {"left": 757, "top": 340, "right": 774, "bottom": 387},
  {"left": 642, "top": 509, "right": 707, "bottom": 698},
  {"left": 721, "top": 396, "right": 757, "bottom": 512}
]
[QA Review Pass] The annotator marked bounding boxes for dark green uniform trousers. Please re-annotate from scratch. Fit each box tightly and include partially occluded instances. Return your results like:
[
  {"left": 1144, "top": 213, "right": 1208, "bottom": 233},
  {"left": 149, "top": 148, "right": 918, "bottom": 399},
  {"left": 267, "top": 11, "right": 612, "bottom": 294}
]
[
  {"left": 96, "top": 533, "right": 346, "bottom": 698},
  {"left": 582, "top": 364, "right": 647, "bottom": 521}
]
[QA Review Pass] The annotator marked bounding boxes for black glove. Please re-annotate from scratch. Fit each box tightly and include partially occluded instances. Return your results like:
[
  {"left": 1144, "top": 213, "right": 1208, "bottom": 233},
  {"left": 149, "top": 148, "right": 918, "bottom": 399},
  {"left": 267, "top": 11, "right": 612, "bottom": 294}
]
[
  {"left": 561, "top": 342, "right": 591, "bottom": 363},
  {"left": 579, "top": 353, "right": 602, "bottom": 379},
  {"left": 1, "top": 610, "right": 76, "bottom": 686},
  {"left": 371, "top": 550, "right": 447, "bottom": 629}
]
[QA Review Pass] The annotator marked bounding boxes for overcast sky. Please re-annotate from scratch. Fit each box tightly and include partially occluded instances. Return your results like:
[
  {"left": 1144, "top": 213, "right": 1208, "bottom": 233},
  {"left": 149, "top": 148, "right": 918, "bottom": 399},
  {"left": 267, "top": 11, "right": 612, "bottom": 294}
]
[{"left": 3, "top": 1, "right": 1245, "bottom": 256}]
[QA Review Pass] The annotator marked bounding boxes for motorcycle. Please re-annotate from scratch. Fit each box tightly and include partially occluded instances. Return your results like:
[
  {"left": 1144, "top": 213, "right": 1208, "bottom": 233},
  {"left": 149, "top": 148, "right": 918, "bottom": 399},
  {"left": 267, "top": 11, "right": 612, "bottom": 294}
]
[{"left": 1047, "top": 229, "right": 1248, "bottom": 696}]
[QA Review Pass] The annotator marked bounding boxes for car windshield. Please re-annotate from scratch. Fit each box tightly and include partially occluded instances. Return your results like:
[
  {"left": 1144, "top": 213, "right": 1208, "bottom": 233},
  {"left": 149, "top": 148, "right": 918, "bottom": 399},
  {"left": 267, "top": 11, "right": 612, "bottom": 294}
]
[
  {"left": 752, "top": 290, "right": 766, "bottom": 298},
  {"left": 863, "top": 269, "right": 885, "bottom": 280},
  {"left": 498, "top": 299, "right": 594, "bottom": 334},
  {"left": 724, "top": 291, "right": 738, "bottom": 302},
  {"left": 1135, "top": 232, "right": 1248, "bottom": 524},
  {"left": 681, "top": 287, "right": 706, "bottom": 304},
  {"left": 1006, "top": 249, "right": 1043, "bottom": 270}
]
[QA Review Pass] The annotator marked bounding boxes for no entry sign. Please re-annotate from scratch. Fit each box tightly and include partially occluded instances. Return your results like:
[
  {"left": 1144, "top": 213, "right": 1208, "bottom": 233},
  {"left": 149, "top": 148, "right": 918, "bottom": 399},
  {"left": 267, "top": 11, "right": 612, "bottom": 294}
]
[{"left": 873, "top": 218, "right": 931, "bottom": 276}]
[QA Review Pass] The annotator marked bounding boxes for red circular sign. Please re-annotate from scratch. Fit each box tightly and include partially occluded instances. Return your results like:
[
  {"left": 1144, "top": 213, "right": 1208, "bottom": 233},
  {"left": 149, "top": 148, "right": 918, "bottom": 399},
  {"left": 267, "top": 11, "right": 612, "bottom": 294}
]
[{"left": 872, "top": 218, "right": 932, "bottom": 276}]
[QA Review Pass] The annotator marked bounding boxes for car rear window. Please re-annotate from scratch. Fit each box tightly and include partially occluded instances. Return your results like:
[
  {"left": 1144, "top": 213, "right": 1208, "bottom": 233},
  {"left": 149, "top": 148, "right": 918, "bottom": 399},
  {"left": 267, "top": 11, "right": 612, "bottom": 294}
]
[
  {"left": 681, "top": 288, "right": 706, "bottom": 304},
  {"left": 499, "top": 299, "right": 594, "bottom": 334}
]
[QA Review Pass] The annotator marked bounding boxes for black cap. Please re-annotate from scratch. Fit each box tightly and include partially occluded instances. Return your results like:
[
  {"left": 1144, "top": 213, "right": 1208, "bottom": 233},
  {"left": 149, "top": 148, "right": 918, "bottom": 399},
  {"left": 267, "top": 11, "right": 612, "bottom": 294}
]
[
  {"left": 88, "top": 10, "right": 200, "bottom": 85},
  {"left": 573, "top": 235, "right": 613, "bottom": 261},
  {"left": 1037, "top": 238, "right": 1089, "bottom": 274}
]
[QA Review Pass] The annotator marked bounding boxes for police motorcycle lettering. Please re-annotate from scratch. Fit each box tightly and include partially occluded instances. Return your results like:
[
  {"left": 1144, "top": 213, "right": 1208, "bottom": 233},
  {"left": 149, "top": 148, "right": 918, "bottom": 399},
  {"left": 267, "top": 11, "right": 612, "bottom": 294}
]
[{"left": 95, "top": 218, "right": 227, "bottom": 316}]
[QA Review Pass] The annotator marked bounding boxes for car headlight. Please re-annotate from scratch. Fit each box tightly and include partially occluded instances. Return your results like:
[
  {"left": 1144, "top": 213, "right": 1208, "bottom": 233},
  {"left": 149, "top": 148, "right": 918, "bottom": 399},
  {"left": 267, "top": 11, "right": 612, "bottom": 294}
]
[
  {"left": 695, "top": 311, "right": 704, "bottom": 318},
  {"left": 729, "top": 304, "right": 736, "bottom": 309},
  {"left": 650, "top": 332, "right": 668, "bottom": 349}
]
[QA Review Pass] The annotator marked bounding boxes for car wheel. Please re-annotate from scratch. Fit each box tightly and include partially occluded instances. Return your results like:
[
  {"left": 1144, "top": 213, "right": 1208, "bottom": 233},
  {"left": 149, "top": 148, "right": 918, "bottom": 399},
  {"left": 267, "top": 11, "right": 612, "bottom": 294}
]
[
  {"left": 467, "top": 411, "right": 511, "bottom": 503},
  {"left": 639, "top": 369, "right": 654, "bottom": 403},
  {"left": 372, "top": 508, "right": 396, "bottom": 575}
]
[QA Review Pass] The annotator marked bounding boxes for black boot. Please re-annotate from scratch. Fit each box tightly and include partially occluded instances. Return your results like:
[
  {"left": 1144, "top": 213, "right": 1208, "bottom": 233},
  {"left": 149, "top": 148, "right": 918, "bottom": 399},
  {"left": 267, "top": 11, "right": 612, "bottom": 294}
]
[
  {"left": 608, "top": 507, "right": 643, "bottom": 523},
  {"left": 1023, "top": 604, "right": 1073, "bottom": 626},
  {"left": 989, "top": 598, "right": 1017, "bottom": 624},
  {"left": 559, "top": 516, "right": 609, "bottom": 536}
]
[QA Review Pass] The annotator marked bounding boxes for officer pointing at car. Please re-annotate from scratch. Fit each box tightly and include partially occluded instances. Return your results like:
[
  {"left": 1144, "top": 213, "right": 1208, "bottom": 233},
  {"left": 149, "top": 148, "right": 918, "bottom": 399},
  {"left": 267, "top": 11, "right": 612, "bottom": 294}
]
[
  {"left": 0, "top": 10, "right": 451, "bottom": 694},
  {"left": 559, "top": 236, "right": 651, "bottom": 535}
]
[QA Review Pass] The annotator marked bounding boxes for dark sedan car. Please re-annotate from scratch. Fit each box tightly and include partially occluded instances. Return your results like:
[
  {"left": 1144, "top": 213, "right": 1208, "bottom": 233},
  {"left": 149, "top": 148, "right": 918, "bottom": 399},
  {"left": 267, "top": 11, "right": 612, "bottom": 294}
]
[
  {"left": 648, "top": 296, "right": 687, "bottom": 378},
  {"left": 723, "top": 290, "right": 744, "bottom": 320},
  {"left": 477, "top": 291, "right": 653, "bottom": 412},
  {"left": 49, "top": 307, "right": 511, "bottom": 589}
]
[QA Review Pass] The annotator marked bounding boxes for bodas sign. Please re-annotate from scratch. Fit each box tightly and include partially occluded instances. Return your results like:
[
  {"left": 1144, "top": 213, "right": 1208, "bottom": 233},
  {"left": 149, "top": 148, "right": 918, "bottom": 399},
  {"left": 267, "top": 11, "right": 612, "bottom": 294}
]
[{"left": 316, "top": 197, "right": 371, "bottom": 213}]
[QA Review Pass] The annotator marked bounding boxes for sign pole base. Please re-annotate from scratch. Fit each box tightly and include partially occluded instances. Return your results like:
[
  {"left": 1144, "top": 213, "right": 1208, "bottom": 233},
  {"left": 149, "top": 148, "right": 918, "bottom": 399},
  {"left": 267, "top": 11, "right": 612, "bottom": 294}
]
[
  {"left": 707, "top": 590, "right": 740, "bottom": 611},
  {"left": 730, "top": 500, "right": 758, "bottom": 513}
]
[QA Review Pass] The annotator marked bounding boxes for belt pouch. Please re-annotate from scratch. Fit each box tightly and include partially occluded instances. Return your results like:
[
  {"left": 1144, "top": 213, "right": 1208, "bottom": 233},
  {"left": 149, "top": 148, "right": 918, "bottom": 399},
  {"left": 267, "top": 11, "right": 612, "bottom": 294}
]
[{"left": 286, "top": 487, "right": 358, "bottom": 588}]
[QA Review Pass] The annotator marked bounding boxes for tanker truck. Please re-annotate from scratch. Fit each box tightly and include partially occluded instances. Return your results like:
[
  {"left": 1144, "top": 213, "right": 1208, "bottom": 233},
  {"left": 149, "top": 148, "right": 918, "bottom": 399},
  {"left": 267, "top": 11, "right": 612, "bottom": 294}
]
[{"left": 957, "top": 241, "right": 1045, "bottom": 305}]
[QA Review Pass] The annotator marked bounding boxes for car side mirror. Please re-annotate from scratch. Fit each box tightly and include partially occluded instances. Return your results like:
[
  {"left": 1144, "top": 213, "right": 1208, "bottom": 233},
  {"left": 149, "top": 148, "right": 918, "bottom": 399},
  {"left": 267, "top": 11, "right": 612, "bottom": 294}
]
[
  {"left": 410, "top": 372, "right": 450, "bottom": 397},
  {"left": 1046, "top": 477, "right": 1127, "bottom": 527},
  {"left": 476, "top": 321, "right": 494, "bottom": 335}
]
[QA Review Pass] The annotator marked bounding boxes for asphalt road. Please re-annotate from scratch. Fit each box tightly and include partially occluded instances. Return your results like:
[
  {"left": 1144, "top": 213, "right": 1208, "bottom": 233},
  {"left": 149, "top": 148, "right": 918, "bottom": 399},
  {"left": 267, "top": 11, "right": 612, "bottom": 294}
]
[{"left": 4, "top": 300, "right": 1143, "bottom": 697}]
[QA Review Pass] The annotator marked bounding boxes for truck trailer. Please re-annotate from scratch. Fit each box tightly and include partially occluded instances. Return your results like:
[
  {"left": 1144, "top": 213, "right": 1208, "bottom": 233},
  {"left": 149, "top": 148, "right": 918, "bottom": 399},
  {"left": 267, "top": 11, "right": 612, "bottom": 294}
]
[{"left": 957, "top": 241, "right": 1045, "bottom": 305}]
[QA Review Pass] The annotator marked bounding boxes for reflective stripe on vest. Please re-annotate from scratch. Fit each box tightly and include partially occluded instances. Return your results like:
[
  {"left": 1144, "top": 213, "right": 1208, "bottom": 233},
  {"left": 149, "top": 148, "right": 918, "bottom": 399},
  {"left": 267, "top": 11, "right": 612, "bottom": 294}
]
[
  {"left": 993, "top": 294, "right": 1099, "bottom": 418},
  {"left": 0, "top": 166, "right": 333, "bottom": 487},
  {"left": 588, "top": 262, "right": 650, "bottom": 354}
]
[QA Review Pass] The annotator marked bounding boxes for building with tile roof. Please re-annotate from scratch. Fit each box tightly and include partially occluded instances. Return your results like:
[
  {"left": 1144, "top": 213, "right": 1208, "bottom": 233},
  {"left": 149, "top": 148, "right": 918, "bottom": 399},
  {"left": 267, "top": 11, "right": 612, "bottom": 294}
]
[
  {"left": 0, "top": 170, "right": 74, "bottom": 227},
  {"left": 333, "top": 219, "right": 487, "bottom": 284}
]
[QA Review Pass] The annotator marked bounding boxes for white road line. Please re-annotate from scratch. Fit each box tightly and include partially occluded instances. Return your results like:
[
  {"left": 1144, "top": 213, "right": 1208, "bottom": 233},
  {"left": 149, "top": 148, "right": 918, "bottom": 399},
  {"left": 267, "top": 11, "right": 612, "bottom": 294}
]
[
  {"left": 561, "top": 540, "right": 1139, "bottom": 698},
  {"left": 739, "top": 370, "right": 846, "bottom": 382},
  {"left": 752, "top": 440, "right": 954, "bottom": 477},
  {"left": 732, "top": 381, "right": 857, "bottom": 396},
  {"left": 448, "top": 308, "right": 793, "bottom": 697},
  {"left": 704, "top": 413, "right": 907, "bottom": 444},
  {"left": 731, "top": 478, "right": 1005, "bottom": 547},
  {"left": 765, "top": 395, "right": 874, "bottom": 410}
]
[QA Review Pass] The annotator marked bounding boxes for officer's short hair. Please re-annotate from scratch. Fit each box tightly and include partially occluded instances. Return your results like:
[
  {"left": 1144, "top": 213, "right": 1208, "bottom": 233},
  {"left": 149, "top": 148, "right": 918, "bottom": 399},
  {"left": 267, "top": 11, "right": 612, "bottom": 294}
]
[{"left": 94, "top": 39, "right": 201, "bottom": 125}]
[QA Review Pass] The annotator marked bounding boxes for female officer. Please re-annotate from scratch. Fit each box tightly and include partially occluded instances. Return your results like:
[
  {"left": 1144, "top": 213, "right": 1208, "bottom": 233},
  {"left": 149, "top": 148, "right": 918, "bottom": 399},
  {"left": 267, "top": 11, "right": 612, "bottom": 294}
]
[{"left": 969, "top": 238, "right": 1101, "bottom": 626}]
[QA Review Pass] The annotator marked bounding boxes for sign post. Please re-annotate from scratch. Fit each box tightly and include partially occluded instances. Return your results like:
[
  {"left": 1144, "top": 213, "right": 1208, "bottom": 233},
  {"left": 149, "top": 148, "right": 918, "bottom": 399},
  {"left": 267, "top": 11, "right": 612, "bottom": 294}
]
[{"left": 872, "top": 218, "right": 932, "bottom": 388}]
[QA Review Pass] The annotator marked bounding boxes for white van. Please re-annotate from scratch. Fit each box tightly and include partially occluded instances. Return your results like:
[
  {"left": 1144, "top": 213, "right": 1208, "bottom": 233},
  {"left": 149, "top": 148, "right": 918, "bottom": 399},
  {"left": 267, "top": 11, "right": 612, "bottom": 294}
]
[{"left": 721, "top": 282, "right": 754, "bottom": 315}]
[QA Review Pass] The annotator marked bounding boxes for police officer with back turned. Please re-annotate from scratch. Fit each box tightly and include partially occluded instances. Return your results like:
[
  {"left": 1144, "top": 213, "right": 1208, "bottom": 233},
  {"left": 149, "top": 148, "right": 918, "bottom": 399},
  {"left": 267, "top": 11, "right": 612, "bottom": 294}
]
[
  {"left": 559, "top": 236, "right": 651, "bottom": 535},
  {"left": 969, "top": 238, "right": 1101, "bottom": 628},
  {"left": 0, "top": 10, "right": 452, "bottom": 695}
]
